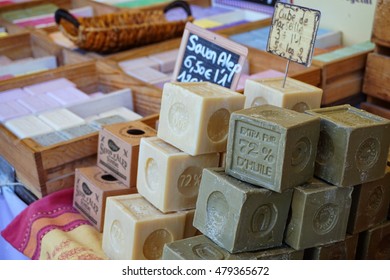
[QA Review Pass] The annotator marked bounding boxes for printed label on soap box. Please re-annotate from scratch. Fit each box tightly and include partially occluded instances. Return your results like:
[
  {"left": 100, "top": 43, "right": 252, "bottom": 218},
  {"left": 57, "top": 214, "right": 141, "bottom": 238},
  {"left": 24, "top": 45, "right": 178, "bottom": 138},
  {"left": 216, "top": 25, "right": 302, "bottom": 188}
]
[
  {"left": 267, "top": 2, "right": 321, "bottom": 67},
  {"left": 74, "top": 176, "right": 101, "bottom": 228},
  {"left": 172, "top": 22, "right": 248, "bottom": 90},
  {"left": 98, "top": 133, "right": 132, "bottom": 187},
  {"left": 97, "top": 122, "right": 156, "bottom": 187}
]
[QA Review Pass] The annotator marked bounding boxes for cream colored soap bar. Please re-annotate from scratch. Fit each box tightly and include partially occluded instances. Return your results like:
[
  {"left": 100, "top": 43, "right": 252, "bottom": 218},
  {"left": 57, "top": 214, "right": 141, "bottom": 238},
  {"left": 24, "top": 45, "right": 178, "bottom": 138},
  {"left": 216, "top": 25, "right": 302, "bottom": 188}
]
[
  {"left": 137, "top": 137, "right": 220, "bottom": 213},
  {"left": 158, "top": 82, "right": 245, "bottom": 156},
  {"left": 97, "top": 121, "right": 157, "bottom": 188},
  {"left": 99, "top": 107, "right": 142, "bottom": 121},
  {"left": 102, "top": 194, "right": 186, "bottom": 260},
  {"left": 5, "top": 114, "right": 54, "bottom": 138},
  {"left": 244, "top": 77, "right": 323, "bottom": 112},
  {"left": 38, "top": 108, "right": 85, "bottom": 130},
  {"left": 73, "top": 166, "right": 136, "bottom": 232}
]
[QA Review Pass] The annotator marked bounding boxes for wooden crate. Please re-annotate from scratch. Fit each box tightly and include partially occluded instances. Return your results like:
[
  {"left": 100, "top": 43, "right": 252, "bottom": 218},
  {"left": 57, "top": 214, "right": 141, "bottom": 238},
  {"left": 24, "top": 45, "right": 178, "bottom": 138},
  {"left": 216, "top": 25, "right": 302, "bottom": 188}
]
[
  {"left": 363, "top": 52, "right": 390, "bottom": 103},
  {"left": 247, "top": 47, "right": 321, "bottom": 88},
  {"left": 0, "top": 60, "right": 159, "bottom": 198},
  {"left": 0, "top": 30, "right": 81, "bottom": 70},
  {"left": 312, "top": 46, "right": 373, "bottom": 105},
  {"left": 371, "top": 0, "right": 390, "bottom": 48},
  {"left": 361, "top": 96, "right": 390, "bottom": 120}
]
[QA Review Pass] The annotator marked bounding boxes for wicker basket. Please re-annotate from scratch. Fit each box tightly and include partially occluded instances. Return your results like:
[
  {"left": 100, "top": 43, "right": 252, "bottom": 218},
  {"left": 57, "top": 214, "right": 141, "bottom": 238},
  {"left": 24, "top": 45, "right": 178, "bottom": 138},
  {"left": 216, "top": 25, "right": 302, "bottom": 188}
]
[{"left": 54, "top": 1, "right": 193, "bottom": 53}]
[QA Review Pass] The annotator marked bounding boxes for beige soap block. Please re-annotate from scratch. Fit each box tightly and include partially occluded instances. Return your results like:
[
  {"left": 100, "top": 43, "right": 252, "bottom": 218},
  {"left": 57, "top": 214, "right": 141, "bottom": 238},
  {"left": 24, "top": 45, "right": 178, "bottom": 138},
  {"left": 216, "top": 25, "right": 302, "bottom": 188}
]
[
  {"left": 137, "top": 137, "right": 220, "bottom": 213},
  {"left": 102, "top": 194, "right": 186, "bottom": 260},
  {"left": 97, "top": 121, "right": 156, "bottom": 188},
  {"left": 158, "top": 82, "right": 245, "bottom": 156},
  {"left": 73, "top": 166, "right": 136, "bottom": 232},
  {"left": 244, "top": 77, "right": 323, "bottom": 112},
  {"left": 38, "top": 108, "right": 85, "bottom": 130},
  {"left": 181, "top": 209, "right": 201, "bottom": 238}
]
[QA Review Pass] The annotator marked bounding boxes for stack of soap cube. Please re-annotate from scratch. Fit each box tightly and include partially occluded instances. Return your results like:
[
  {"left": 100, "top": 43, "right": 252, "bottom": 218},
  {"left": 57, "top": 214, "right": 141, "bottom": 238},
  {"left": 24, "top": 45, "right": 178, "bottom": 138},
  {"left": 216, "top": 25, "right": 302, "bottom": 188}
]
[
  {"left": 163, "top": 104, "right": 320, "bottom": 259},
  {"left": 101, "top": 81, "right": 245, "bottom": 259},
  {"left": 303, "top": 105, "right": 390, "bottom": 259}
]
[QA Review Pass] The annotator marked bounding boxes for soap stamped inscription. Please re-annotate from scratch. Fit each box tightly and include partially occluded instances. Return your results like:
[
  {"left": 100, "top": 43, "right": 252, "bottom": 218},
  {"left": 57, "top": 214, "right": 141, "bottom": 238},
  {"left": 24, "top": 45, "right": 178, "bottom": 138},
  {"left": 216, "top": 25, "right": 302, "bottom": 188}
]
[
  {"left": 178, "top": 166, "right": 202, "bottom": 197},
  {"left": 313, "top": 203, "right": 339, "bottom": 235},
  {"left": 251, "top": 203, "right": 277, "bottom": 238},
  {"left": 367, "top": 186, "right": 384, "bottom": 214},
  {"left": 356, "top": 138, "right": 380, "bottom": 171},
  {"left": 192, "top": 243, "right": 225, "bottom": 260},
  {"left": 232, "top": 121, "right": 280, "bottom": 185}
]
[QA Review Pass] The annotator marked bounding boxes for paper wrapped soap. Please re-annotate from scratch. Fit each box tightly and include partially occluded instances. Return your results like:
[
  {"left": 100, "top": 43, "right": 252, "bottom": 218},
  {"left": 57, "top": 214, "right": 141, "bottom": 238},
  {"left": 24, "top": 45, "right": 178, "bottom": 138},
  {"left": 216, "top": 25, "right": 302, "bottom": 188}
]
[
  {"left": 225, "top": 104, "right": 320, "bottom": 192},
  {"left": 305, "top": 105, "right": 390, "bottom": 187}
]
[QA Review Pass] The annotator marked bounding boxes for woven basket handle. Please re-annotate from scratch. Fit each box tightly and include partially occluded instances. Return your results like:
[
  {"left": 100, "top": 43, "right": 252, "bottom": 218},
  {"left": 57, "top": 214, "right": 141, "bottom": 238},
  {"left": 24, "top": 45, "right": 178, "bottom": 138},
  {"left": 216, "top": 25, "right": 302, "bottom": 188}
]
[
  {"left": 164, "top": 0, "right": 192, "bottom": 17},
  {"left": 54, "top": 8, "right": 80, "bottom": 29}
]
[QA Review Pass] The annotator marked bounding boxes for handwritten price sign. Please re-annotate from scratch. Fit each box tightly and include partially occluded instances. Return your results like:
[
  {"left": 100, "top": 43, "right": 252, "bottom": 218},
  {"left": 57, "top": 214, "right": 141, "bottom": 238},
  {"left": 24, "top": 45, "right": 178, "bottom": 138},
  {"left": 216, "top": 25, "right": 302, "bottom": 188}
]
[
  {"left": 267, "top": 2, "right": 321, "bottom": 67},
  {"left": 173, "top": 22, "right": 248, "bottom": 90}
]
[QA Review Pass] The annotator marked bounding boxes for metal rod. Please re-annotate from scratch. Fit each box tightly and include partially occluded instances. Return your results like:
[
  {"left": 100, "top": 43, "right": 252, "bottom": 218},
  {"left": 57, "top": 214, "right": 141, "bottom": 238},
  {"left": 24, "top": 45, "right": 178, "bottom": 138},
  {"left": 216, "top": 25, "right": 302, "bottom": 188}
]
[{"left": 282, "top": 59, "right": 291, "bottom": 88}]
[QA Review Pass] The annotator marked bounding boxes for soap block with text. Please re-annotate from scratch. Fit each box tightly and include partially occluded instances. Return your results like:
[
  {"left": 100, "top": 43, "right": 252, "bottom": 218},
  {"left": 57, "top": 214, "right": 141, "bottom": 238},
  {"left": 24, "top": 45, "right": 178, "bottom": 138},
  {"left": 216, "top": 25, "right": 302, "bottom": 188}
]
[
  {"left": 137, "top": 137, "right": 220, "bottom": 213},
  {"left": 97, "top": 121, "right": 156, "bottom": 188},
  {"left": 305, "top": 105, "right": 390, "bottom": 187},
  {"left": 157, "top": 82, "right": 245, "bottom": 156},
  {"left": 193, "top": 168, "right": 293, "bottom": 253},
  {"left": 244, "top": 77, "right": 323, "bottom": 113},
  {"left": 226, "top": 104, "right": 320, "bottom": 193},
  {"left": 102, "top": 194, "right": 186, "bottom": 260}
]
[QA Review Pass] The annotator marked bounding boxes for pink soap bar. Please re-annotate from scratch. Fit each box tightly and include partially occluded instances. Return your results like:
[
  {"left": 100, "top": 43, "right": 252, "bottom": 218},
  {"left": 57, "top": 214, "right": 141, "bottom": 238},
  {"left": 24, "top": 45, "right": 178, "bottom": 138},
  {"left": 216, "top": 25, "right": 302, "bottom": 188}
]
[
  {"left": 0, "top": 100, "right": 31, "bottom": 122},
  {"left": 0, "top": 88, "right": 30, "bottom": 102},
  {"left": 0, "top": 55, "right": 12, "bottom": 66},
  {"left": 119, "top": 57, "right": 160, "bottom": 71},
  {"left": 90, "top": 92, "right": 105, "bottom": 98},
  {"left": 236, "top": 70, "right": 285, "bottom": 91},
  {"left": 0, "top": 74, "right": 14, "bottom": 81},
  {"left": 47, "top": 87, "right": 90, "bottom": 105},
  {"left": 17, "top": 94, "right": 61, "bottom": 113},
  {"left": 23, "top": 78, "right": 76, "bottom": 95}
]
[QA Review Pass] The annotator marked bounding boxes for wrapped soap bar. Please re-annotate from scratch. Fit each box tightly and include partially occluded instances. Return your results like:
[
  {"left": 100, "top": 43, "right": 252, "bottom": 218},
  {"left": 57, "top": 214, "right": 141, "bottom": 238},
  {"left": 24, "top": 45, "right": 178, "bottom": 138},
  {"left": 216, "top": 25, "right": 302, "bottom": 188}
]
[{"left": 73, "top": 166, "right": 135, "bottom": 232}]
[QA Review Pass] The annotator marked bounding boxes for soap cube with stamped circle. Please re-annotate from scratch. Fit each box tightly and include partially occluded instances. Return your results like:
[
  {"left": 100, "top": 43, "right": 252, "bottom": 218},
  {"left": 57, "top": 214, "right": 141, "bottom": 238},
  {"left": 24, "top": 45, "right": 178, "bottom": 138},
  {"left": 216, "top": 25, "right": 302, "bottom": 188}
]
[
  {"left": 157, "top": 82, "right": 245, "bottom": 156},
  {"left": 347, "top": 167, "right": 390, "bottom": 234},
  {"left": 305, "top": 105, "right": 390, "bottom": 187},
  {"left": 137, "top": 136, "right": 220, "bottom": 213},
  {"left": 225, "top": 104, "right": 320, "bottom": 193},
  {"left": 193, "top": 168, "right": 293, "bottom": 253},
  {"left": 243, "top": 77, "right": 323, "bottom": 112},
  {"left": 97, "top": 121, "right": 156, "bottom": 188},
  {"left": 102, "top": 194, "right": 186, "bottom": 260},
  {"left": 73, "top": 166, "right": 136, "bottom": 232},
  {"left": 163, "top": 235, "right": 304, "bottom": 260},
  {"left": 284, "top": 178, "right": 353, "bottom": 250}
]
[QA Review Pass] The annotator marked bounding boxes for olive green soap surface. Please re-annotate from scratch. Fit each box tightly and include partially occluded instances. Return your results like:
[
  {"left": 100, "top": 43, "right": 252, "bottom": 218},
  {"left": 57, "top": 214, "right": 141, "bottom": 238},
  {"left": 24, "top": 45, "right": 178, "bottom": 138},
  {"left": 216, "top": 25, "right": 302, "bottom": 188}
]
[
  {"left": 193, "top": 167, "right": 293, "bottom": 253},
  {"left": 284, "top": 178, "right": 353, "bottom": 250},
  {"left": 305, "top": 105, "right": 390, "bottom": 187},
  {"left": 226, "top": 104, "right": 320, "bottom": 192},
  {"left": 347, "top": 167, "right": 390, "bottom": 234},
  {"left": 162, "top": 235, "right": 303, "bottom": 260}
]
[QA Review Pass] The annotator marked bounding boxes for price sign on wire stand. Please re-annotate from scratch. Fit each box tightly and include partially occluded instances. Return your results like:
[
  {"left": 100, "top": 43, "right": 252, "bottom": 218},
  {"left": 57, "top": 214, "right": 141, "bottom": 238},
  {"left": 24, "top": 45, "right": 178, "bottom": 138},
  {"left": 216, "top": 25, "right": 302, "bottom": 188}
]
[
  {"left": 172, "top": 22, "right": 248, "bottom": 90},
  {"left": 266, "top": 1, "right": 321, "bottom": 87}
]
